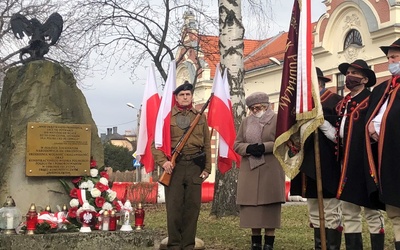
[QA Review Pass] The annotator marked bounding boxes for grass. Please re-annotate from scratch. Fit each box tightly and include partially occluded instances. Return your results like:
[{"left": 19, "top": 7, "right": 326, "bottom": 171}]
[{"left": 144, "top": 202, "right": 396, "bottom": 250}]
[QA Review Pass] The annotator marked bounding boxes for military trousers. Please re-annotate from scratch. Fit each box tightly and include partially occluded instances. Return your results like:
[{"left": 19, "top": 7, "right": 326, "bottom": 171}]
[{"left": 165, "top": 159, "right": 203, "bottom": 250}]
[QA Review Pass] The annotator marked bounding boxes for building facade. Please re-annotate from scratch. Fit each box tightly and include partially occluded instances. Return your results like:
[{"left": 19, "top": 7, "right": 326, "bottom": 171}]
[{"left": 176, "top": 0, "right": 400, "bottom": 181}]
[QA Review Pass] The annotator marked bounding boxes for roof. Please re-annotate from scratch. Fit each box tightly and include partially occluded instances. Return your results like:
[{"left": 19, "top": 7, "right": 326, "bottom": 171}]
[{"left": 198, "top": 32, "right": 287, "bottom": 77}]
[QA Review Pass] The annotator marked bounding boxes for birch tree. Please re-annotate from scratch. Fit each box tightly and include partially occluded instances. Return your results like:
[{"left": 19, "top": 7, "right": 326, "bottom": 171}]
[{"left": 211, "top": 0, "right": 246, "bottom": 217}]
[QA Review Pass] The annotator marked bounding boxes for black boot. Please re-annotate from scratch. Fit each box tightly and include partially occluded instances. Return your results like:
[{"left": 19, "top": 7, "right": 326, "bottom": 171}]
[
  {"left": 251, "top": 235, "right": 262, "bottom": 250},
  {"left": 326, "top": 228, "right": 342, "bottom": 250},
  {"left": 344, "top": 233, "right": 363, "bottom": 250},
  {"left": 314, "top": 228, "right": 322, "bottom": 250},
  {"left": 370, "top": 233, "right": 384, "bottom": 250},
  {"left": 263, "top": 235, "right": 274, "bottom": 250},
  {"left": 395, "top": 241, "right": 400, "bottom": 250}
]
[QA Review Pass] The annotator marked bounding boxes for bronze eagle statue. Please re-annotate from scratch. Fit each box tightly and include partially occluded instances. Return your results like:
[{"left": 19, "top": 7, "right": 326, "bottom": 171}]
[{"left": 10, "top": 12, "right": 63, "bottom": 62}]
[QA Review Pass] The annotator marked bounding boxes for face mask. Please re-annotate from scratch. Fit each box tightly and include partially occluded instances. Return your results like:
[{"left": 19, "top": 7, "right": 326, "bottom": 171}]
[
  {"left": 345, "top": 75, "right": 363, "bottom": 90},
  {"left": 253, "top": 110, "right": 265, "bottom": 118},
  {"left": 389, "top": 62, "right": 400, "bottom": 76}
]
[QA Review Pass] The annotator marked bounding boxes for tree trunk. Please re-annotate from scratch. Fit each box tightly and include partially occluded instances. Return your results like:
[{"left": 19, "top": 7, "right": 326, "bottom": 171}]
[{"left": 211, "top": 0, "right": 245, "bottom": 217}]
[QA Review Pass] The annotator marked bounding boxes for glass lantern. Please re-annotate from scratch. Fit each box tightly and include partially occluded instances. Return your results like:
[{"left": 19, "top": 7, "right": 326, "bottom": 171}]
[{"left": 0, "top": 196, "right": 22, "bottom": 234}]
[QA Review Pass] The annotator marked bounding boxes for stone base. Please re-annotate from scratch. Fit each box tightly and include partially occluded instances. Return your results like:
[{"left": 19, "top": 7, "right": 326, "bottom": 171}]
[
  {"left": 0, "top": 230, "right": 156, "bottom": 250},
  {"left": 159, "top": 237, "right": 205, "bottom": 250}
]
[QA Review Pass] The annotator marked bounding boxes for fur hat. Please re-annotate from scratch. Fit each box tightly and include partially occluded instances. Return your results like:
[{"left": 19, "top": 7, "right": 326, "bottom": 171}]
[
  {"left": 380, "top": 38, "right": 400, "bottom": 55},
  {"left": 338, "top": 59, "right": 376, "bottom": 87},
  {"left": 316, "top": 67, "right": 330, "bottom": 82},
  {"left": 173, "top": 81, "right": 193, "bottom": 95},
  {"left": 245, "top": 92, "right": 269, "bottom": 107}
]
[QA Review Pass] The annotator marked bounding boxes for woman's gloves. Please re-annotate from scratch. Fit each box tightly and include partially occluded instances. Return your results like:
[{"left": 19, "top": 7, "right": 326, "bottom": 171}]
[{"left": 246, "top": 143, "right": 265, "bottom": 157}]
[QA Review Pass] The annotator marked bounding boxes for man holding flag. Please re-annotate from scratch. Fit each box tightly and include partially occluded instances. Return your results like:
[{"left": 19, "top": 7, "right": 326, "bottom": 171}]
[
  {"left": 273, "top": 0, "right": 325, "bottom": 248},
  {"left": 152, "top": 76, "right": 211, "bottom": 249}
]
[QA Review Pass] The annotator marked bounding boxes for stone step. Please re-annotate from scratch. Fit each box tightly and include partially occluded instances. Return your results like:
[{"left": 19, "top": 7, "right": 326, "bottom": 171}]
[{"left": 0, "top": 230, "right": 157, "bottom": 250}]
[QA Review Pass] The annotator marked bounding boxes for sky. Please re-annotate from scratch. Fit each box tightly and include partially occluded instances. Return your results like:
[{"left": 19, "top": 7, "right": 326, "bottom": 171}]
[{"left": 81, "top": 0, "right": 327, "bottom": 136}]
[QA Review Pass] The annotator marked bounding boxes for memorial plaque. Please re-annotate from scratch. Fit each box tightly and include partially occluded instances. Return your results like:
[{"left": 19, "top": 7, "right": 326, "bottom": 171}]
[{"left": 26, "top": 122, "right": 92, "bottom": 176}]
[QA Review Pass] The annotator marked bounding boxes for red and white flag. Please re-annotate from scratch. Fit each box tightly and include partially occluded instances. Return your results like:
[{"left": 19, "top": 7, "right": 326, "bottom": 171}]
[
  {"left": 207, "top": 65, "right": 241, "bottom": 174},
  {"left": 136, "top": 64, "right": 161, "bottom": 173},
  {"left": 154, "top": 60, "right": 176, "bottom": 158},
  {"left": 273, "top": 0, "right": 323, "bottom": 179}
]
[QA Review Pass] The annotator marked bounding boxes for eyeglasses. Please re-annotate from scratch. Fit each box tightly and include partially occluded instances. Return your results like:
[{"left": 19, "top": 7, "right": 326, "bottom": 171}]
[{"left": 249, "top": 105, "right": 265, "bottom": 112}]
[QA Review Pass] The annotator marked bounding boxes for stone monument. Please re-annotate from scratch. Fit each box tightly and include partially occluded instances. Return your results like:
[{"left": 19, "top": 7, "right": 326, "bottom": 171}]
[{"left": 0, "top": 13, "right": 104, "bottom": 211}]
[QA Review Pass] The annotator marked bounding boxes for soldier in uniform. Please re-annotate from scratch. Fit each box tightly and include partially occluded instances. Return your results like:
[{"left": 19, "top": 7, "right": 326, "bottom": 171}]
[
  {"left": 290, "top": 67, "right": 343, "bottom": 250},
  {"left": 152, "top": 82, "right": 211, "bottom": 250}
]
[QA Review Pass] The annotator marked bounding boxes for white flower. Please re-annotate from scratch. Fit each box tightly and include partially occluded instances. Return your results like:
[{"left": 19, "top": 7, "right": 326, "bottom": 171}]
[
  {"left": 69, "top": 199, "right": 79, "bottom": 208},
  {"left": 90, "top": 188, "right": 101, "bottom": 198},
  {"left": 87, "top": 180, "right": 94, "bottom": 191},
  {"left": 90, "top": 169, "right": 98, "bottom": 177},
  {"left": 79, "top": 181, "right": 89, "bottom": 189},
  {"left": 102, "top": 202, "right": 113, "bottom": 211},
  {"left": 106, "top": 190, "right": 117, "bottom": 202},
  {"left": 99, "top": 177, "right": 108, "bottom": 186}
]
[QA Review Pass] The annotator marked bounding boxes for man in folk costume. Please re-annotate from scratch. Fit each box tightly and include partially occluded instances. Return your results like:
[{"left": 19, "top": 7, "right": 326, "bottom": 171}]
[
  {"left": 331, "top": 60, "right": 385, "bottom": 250},
  {"left": 152, "top": 82, "right": 212, "bottom": 250},
  {"left": 290, "top": 67, "right": 343, "bottom": 249},
  {"left": 365, "top": 38, "right": 400, "bottom": 250}
]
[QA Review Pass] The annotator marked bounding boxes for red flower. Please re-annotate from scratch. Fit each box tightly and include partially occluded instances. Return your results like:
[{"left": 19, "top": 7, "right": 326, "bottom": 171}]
[
  {"left": 90, "top": 159, "right": 97, "bottom": 168},
  {"left": 72, "top": 177, "right": 82, "bottom": 185},
  {"left": 113, "top": 200, "right": 121, "bottom": 211},
  {"left": 100, "top": 171, "right": 109, "bottom": 179},
  {"left": 68, "top": 207, "right": 78, "bottom": 218},
  {"left": 70, "top": 188, "right": 79, "bottom": 198},
  {"left": 95, "top": 182, "right": 109, "bottom": 192},
  {"left": 95, "top": 197, "right": 106, "bottom": 208}
]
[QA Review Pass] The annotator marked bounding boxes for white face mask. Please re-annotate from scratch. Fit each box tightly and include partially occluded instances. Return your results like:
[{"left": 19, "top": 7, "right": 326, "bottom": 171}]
[
  {"left": 389, "top": 62, "right": 400, "bottom": 76},
  {"left": 253, "top": 110, "right": 265, "bottom": 118}
]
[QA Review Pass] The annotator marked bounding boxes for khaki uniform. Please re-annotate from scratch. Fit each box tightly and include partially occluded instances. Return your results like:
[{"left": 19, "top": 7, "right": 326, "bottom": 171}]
[{"left": 152, "top": 106, "right": 211, "bottom": 250}]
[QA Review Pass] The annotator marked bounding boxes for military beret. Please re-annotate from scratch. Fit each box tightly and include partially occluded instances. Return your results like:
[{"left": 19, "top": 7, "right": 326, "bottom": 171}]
[
  {"left": 245, "top": 92, "right": 269, "bottom": 107},
  {"left": 174, "top": 81, "right": 193, "bottom": 95}
]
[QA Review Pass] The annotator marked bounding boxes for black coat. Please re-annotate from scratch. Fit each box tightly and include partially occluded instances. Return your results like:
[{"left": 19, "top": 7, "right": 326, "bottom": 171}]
[
  {"left": 291, "top": 90, "right": 342, "bottom": 198},
  {"left": 335, "top": 89, "right": 381, "bottom": 209},
  {"left": 365, "top": 79, "right": 400, "bottom": 208}
]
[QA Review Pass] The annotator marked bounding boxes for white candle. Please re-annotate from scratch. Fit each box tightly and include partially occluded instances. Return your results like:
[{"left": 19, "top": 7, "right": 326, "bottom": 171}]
[
  {"left": 102, "top": 220, "right": 109, "bottom": 231},
  {"left": 6, "top": 215, "right": 13, "bottom": 229}
]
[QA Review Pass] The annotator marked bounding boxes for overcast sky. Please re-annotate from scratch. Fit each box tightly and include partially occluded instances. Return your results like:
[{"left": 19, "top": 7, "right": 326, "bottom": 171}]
[{"left": 81, "top": 1, "right": 327, "bottom": 136}]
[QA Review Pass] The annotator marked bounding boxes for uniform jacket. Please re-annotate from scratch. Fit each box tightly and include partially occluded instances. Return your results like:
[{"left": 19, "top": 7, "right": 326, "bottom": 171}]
[
  {"left": 152, "top": 105, "right": 212, "bottom": 174},
  {"left": 291, "top": 90, "right": 342, "bottom": 198},
  {"left": 234, "top": 112, "right": 286, "bottom": 206},
  {"left": 365, "top": 79, "right": 400, "bottom": 208},
  {"left": 335, "top": 88, "right": 379, "bottom": 208}
]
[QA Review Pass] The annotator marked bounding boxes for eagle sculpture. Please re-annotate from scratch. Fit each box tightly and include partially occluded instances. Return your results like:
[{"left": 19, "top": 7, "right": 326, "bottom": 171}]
[{"left": 10, "top": 12, "right": 63, "bottom": 62}]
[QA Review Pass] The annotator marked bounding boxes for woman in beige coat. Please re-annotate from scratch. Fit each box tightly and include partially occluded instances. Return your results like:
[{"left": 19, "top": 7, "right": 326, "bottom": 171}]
[{"left": 234, "top": 92, "right": 286, "bottom": 250}]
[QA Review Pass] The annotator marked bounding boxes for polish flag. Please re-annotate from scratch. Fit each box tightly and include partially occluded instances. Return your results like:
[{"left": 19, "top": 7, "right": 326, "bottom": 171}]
[
  {"left": 154, "top": 61, "right": 176, "bottom": 158},
  {"left": 136, "top": 64, "right": 161, "bottom": 173},
  {"left": 207, "top": 65, "right": 241, "bottom": 173}
]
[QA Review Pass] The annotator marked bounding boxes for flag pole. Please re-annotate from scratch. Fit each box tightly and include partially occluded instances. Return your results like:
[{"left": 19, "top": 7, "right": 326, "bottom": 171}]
[{"left": 314, "top": 130, "right": 327, "bottom": 250}]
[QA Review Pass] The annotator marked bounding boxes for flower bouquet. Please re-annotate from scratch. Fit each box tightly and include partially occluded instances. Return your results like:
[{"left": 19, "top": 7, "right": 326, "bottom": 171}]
[{"left": 60, "top": 158, "right": 121, "bottom": 230}]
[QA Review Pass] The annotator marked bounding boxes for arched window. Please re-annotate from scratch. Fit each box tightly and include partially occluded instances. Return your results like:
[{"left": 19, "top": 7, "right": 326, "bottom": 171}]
[{"left": 343, "top": 29, "right": 363, "bottom": 50}]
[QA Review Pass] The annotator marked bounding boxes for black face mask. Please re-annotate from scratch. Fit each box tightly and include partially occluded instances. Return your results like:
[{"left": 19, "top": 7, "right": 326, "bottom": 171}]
[{"left": 345, "top": 75, "right": 363, "bottom": 90}]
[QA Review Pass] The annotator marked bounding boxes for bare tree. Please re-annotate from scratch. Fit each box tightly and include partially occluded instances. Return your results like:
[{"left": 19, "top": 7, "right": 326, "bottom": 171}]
[
  {"left": 209, "top": 0, "right": 246, "bottom": 218},
  {"left": 65, "top": 0, "right": 217, "bottom": 84}
]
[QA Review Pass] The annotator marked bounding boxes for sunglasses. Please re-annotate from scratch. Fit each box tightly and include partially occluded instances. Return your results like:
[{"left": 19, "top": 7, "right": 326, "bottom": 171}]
[{"left": 249, "top": 105, "right": 265, "bottom": 112}]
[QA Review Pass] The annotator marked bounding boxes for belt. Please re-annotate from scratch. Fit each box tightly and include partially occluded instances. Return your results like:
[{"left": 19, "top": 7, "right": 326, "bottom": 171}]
[{"left": 179, "top": 152, "right": 203, "bottom": 161}]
